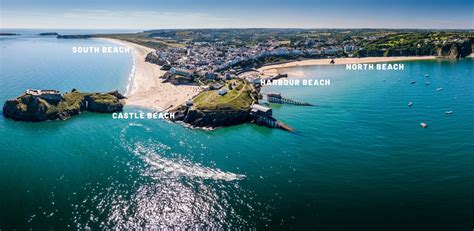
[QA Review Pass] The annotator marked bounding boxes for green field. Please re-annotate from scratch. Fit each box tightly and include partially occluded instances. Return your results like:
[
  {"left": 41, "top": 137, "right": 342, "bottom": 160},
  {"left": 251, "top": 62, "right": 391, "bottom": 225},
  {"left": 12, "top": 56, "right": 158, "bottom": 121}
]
[
  {"left": 193, "top": 80, "right": 256, "bottom": 110},
  {"left": 356, "top": 32, "right": 473, "bottom": 57},
  {"left": 96, "top": 33, "right": 184, "bottom": 49}
]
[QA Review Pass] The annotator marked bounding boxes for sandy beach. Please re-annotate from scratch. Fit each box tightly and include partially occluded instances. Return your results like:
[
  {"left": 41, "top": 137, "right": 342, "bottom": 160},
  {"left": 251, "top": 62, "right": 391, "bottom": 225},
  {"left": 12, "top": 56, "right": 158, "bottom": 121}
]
[
  {"left": 98, "top": 39, "right": 447, "bottom": 106},
  {"left": 259, "top": 56, "right": 436, "bottom": 77},
  {"left": 100, "top": 38, "right": 200, "bottom": 111}
]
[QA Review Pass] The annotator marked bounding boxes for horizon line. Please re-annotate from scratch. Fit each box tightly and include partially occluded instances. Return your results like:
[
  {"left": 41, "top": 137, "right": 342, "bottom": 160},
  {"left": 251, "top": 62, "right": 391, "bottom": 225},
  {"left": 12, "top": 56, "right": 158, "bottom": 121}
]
[{"left": 2, "top": 27, "right": 474, "bottom": 31}]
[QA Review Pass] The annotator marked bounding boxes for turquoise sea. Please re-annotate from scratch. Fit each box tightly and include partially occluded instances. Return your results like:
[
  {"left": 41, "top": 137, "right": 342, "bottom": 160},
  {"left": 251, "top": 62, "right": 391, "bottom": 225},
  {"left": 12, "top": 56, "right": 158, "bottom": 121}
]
[{"left": 0, "top": 31, "right": 473, "bottom": 230}]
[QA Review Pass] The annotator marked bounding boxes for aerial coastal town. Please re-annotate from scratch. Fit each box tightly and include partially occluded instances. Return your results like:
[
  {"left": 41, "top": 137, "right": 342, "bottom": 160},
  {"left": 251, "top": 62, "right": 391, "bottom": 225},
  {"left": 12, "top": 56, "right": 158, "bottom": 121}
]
[
  {"left": 113, "top": 29, "right": 473, "bottom": 84},
  {"left": 4, "top": 29, "right": 473, "bottom": 131},
  {"left": 100, "top": 29, "right": 472, "bottom": 130}
]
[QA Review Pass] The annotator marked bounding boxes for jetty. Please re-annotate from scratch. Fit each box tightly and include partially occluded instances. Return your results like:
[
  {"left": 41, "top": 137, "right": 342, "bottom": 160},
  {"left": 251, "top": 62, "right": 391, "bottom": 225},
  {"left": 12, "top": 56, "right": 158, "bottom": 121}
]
[{"left": 264, "top": 92, "right": 313, "bottom": 106}]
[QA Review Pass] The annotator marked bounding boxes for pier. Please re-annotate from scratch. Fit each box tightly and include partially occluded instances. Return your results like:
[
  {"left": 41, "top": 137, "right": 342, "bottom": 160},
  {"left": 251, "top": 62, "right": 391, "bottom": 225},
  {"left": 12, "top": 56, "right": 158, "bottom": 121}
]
[{"left": 264, "top": 92, "right": 313, "bottom": 106}]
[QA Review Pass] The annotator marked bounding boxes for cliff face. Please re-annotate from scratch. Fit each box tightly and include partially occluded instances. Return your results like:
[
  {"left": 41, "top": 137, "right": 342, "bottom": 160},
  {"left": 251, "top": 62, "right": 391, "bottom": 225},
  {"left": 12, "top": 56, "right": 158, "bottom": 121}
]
[
  {"left": 3, "top": 90, "right": 125, "bottom": 121},
  {"left": 86, "top": 93, "right": 124, "bottom": 112},
  {"left": 436, "top": 40, "right": 473, "bottom": 59},
  {"left": 172, "top": 106, "right": 252, "bottom": 128},
  {"left": 2, "top": 95, "right": 58, "bottom": 121}
]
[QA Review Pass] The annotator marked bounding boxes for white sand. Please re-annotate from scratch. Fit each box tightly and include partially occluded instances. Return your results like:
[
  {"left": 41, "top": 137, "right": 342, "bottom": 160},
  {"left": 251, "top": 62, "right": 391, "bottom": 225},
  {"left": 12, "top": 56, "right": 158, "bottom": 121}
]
[
  {"left": 100, "top": 38, "right": 200, "bottom": 111},
  {"left": 259, "top": 56, "right": 436, "bottom": 77}
]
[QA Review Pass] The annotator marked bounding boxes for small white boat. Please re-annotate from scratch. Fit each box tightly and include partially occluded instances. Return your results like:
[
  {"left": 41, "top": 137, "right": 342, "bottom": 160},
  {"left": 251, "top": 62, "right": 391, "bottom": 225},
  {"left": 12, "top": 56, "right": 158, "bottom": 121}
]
[
  {"left": 408, "top": 102, "right": 413, "bottom": 107},
  {"left": 436, "top": 87, "right": 443, "bottom": 91},
  {"left": 410, "top": 81, "right": 416, "bottom": 84},
  {"left": 445, "top": 111, "right": 453, "bottom": 115},
  {"left": 425, "top": 74, "right": 429, "bottom": 77},
  {"left": 420, "top": 122, "right": 428, "bottom": 128},
  {"left": 425, "top": 81, "right": 430, "bottom": 85}
]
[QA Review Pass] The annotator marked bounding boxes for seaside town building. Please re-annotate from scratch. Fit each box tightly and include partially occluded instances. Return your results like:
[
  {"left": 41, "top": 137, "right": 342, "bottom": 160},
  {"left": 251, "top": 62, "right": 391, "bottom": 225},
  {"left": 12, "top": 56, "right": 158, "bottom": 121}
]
[
  {"left": 25, "top": 89, "right": 62, "bottom": 103},
  {"left": 151, "top": 38, "right": 356, "bottom": 85}
]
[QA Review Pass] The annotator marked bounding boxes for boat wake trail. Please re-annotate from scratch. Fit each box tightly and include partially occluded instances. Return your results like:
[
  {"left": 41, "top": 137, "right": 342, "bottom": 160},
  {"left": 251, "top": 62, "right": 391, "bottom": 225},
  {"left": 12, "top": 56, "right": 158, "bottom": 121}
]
[
  {"left": 71, "top": 123, "right": 259, "bottom": 229},
  {"left": 136, "top": 143, "right": 246, "bottom": 181},
  {"left": 120, "top": 123, "right": 246, "bottom": 181}
]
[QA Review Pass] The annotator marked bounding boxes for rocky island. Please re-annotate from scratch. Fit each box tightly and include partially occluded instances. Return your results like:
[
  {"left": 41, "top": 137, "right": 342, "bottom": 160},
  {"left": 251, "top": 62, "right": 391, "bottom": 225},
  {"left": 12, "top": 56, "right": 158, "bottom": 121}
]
[
  {"left": 38, "top": 32, "right": 59, "bottom": 36},
  {"left": 57, "top": 34, "right": 92, "bottom": 39},
  {"left": 0, "top": 33, "right": 19, "bottom": 36},
  {"left": 3, "top": 89, "right": 125, "bottom": 121}
]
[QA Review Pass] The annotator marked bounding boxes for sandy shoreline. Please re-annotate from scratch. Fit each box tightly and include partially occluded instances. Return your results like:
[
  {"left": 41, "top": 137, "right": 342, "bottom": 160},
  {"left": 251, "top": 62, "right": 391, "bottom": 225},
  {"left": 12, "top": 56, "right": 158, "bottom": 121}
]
[
  {"left": 259, "top": 56, "right": 436, "bottom": 77},
  {"left": 100, "top": 38, "right": 200, "bottom": 111},
  {"left": 97, "top": 39, "right": 459, "bottom": 109}
]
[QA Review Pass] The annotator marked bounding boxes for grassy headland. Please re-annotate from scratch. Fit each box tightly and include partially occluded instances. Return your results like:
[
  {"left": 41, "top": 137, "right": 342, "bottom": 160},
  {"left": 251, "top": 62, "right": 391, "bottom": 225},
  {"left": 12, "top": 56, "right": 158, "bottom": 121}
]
[{"left": 193, "top": 79, "right": 257, "bottom": 111}]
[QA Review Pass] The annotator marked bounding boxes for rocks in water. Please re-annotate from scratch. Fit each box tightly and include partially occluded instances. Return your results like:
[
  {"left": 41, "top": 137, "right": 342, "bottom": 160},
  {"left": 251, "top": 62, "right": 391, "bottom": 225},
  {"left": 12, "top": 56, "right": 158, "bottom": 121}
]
[
  {"left": 0, "top": 33, "right": 19, "bottom": 36},
  {"left": 56, "top": 35, "right": 92, "bottom": 39},
  {"left": 38, "top": 32, "right": 59, "bottom": 36},
  {"left": 3, "top": 89, "right": 125, "bottom": 121}
]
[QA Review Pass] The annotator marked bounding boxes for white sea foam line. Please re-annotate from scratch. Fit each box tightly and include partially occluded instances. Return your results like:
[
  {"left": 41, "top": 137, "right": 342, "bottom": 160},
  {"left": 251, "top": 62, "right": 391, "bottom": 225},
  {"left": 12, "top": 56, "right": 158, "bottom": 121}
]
[
  {"left": 98, "top": 38, "right": 137, "bottom": 97},
  {"left": 125, "top": 52, "right": 136, "bottom": 97}
]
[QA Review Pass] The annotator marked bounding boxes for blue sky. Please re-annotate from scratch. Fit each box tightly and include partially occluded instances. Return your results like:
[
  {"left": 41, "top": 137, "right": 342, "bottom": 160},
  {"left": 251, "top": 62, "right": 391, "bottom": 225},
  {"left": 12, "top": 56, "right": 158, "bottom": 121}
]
[{"left": 1, "top": 0, "right": 473, "bottom": 29}]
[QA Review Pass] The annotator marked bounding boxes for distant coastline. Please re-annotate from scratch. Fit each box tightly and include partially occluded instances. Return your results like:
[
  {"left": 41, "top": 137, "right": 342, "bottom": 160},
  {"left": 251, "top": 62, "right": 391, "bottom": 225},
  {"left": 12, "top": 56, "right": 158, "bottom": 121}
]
[{"left": 0, "top": 32, "right": 19, "bottom": 36}]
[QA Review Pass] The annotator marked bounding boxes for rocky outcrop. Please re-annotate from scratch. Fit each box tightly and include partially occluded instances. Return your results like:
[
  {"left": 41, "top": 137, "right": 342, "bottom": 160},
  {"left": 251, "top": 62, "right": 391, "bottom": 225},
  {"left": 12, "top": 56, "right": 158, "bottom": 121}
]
[
  {"left": 86, "top": 93, "right": 124, "bottom": 112},
  {"left": 436, "top": 39, "right": 473, "bottom": 59},
  {"left": 38, "top": 32, "right": 59, "bottom": 36},
  {"left": 3, "top": 90, "right": 125, "bottom": 121},
  {"left": 107, "top": 90, "right": 126, "bottom": 99},
  {"left": 172, "top": 106, "right": 252, "bottom": 128},
  {"left": 3, "top": 95, "right": 58, "bottom": 121}
]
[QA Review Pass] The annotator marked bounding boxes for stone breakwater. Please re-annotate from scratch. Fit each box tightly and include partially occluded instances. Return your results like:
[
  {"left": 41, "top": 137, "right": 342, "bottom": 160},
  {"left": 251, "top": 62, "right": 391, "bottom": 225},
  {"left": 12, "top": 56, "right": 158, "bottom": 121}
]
[{"left": 3, "top": 89, "right": 125, "bottom": 121}]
